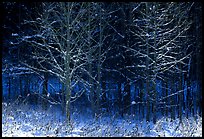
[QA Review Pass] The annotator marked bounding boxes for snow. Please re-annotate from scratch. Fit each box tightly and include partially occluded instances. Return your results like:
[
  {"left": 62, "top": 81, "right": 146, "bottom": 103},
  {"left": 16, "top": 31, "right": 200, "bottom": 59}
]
[
  {"left": 11, "top": 33, "right": 19, "bottom": 36},
  {"left": 137, "top": 65, "right": 146, "bottom": 68},
  {"left": 2, "top": 102, "right": 202, "bottom": 137},
  {"left": 131, "top": 101, "right": 136, "bottom": 105}
]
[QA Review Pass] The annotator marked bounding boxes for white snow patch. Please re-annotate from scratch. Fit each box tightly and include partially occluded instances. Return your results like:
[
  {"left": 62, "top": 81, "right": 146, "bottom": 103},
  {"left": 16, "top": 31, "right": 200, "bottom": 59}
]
[
  {"left": 12, "top": 33, "right": 19, "bottom": 36},
  {"left": 131, "top": 101, "right": 136, "bottom": 105},
  {"left": 2, "top": 103, "right": 202, "bottom": 137}
]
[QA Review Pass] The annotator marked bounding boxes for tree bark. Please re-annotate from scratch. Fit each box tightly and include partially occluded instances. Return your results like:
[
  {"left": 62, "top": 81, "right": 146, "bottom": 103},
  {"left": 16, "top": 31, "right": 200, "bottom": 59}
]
[
  {"left": 42, "top": 72, "right": 48, "bottom": 110},
  {"left": 65, "top": 2, "right": 71, "bottom": 124},
  {"left": 145, "top": 2, "right": 150, "bottom": 122}
]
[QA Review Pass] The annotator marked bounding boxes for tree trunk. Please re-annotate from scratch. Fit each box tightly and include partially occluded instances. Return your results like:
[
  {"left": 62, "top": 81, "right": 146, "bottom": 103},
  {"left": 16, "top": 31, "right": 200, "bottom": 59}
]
[
  {"left": 8, "top": 76, "right": 11, "bottom": 101},
  {"left": 65, "top": 49, "right": 71, "bottom": 124},
  {"left": 153, "top": 10, "right": 157, "bottom": 124},
  {"left": 96, "top": 3, "right": 102, "bottom": 116},
  {"left": 161, "top": 81, "right": 165, "bottom": 117},
  {"left": 152, "top": 83, "right": 157, "bottom": 124},
  {"left": 65, "top": 2, "right": 71, "bottom": 124},
  {"left": 101, "top": 80, "right": 106, "bottom": 111},
  {"left": 146, "top": 79, "right": 150, "bottom": 122},
  {"left": 118, "top": 82, "right": 123, "bottom": 117},
  {"left": 96, "top": 66, "right": 101, "bottom": 116},
  {"left": 42, "top": 72, "right": 48, "bottom": 110},
  {"left": 88, "top": 2, "right": 95, "bottom": 118},
  {"left": 140, "top": 85, "right": 144, "bottom": 119},
  {"left": 179, "top": 64, "right": 183, "bottom": 123},
  {"left": 171, "top": 76, "right": 175, "bottom": 121},
  {"left": 124, "top": 80, "right": 131, "bottom": 115},
  {"left": 89, "top": 62, "right": 95, "bottom": 117},
  {"left": 145, "top": 2, "right": 150, "bottom": 122},
  {"left": 165, "top": 81, "right": 168, "bottom": 119},
  {"left": 186, "top": 70, "right": 191, "bottom": 119},
  {"left": 19, "top": 75, "right": 22, "bottom": 96},
  {"left": 65, "top": 78, "right": 71, "bottom": 124},
  {"left": 61, "top": 82, "right": 65, "bottom": 115}
]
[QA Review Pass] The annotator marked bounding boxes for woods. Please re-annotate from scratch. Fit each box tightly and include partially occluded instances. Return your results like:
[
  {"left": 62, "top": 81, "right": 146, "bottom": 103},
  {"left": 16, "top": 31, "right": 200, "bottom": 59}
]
[{"left": 2, "top": 2, "right": 202, "bottom": 128}]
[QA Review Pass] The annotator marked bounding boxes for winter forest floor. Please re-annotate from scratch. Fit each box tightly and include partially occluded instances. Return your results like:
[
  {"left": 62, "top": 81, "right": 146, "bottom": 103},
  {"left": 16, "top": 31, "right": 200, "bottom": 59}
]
[{"left": 2, "top": 101, "right": 202, "bottom": 137}]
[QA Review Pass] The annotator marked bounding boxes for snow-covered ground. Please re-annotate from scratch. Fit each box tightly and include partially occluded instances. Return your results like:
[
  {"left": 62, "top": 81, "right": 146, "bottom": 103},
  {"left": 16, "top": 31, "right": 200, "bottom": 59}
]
[{"left": 2, "top": 103, "right": 202, "bottom": 137}]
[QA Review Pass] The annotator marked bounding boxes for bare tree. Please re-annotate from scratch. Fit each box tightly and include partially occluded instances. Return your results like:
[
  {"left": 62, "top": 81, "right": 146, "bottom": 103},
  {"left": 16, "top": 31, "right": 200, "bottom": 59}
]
[
  {"left": 14, "top": 2, "right": 100, "bottom": 124},
  {"left": 124, "top": 2, "right": 193, "bottom": 123}
]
